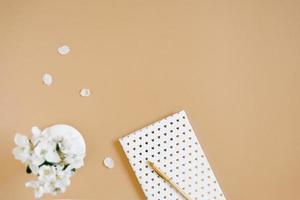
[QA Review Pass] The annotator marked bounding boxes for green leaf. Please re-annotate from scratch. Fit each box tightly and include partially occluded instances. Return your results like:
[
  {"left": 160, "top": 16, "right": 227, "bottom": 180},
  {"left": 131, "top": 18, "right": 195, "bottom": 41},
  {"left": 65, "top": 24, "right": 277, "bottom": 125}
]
[
  {"left": 38, "top": 161, "right": 54, "bottom": 167},
  {"left": 56, "top": 143, "right": 60, "bottom": 152},
  {"left": 26, "top": 166, "right": 32, "bottom": 174},
  {"left": 63, "top": 164, "right": 70, "bottom": 170}
]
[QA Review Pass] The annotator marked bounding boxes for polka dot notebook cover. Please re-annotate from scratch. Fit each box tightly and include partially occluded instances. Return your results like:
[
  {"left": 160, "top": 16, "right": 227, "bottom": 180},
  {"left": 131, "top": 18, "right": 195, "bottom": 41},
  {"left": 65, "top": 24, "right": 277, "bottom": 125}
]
[{"left": 119, "top": 110, "right": 226, "bottom": 200}]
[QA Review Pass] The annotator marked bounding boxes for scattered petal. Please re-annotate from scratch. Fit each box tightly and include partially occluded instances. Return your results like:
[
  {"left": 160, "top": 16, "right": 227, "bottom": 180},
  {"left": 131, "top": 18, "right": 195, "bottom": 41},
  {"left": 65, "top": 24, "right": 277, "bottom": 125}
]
[
  {"left": 42, "top": 73, "right": 53, "bottom": 86},
  {"left": 80, "top": 88, "right": 91, "bottom": 97},
  {"left": 57, "top": 45, "right": 70, "bottom": 55},
  {"left": 103, "top": 157, "right": 114, "bottom": 169}
]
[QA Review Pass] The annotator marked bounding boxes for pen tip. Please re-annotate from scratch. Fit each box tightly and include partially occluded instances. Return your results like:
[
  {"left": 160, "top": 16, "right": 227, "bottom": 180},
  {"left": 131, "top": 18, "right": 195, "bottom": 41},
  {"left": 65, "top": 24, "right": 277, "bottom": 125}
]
[{"left": 147, "top": 160, "right": 153, "bottom": 166}]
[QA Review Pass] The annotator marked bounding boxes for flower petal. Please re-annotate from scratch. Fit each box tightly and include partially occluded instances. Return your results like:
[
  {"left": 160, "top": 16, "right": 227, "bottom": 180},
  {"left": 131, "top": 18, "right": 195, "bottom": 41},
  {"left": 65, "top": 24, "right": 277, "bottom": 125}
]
[
  {"left": 14, "top": 133, "right": 29, "bottom": 147},
  {"left": 31, "top": 126, "right": 41, "bottom": 138},
  {"left": 29, "top": 163, "right": 39, "bottom": 175},
  {"left": 12, "top": 146, "right": 30, "bottom": 163},
  {"left": 34, "top": 186, "right": 44, "bottom": 198},
  {"left": 45, "top": 151, "right": 61, "bottom": 163},
  {"left": 31, "top": 154, "right": 45, "bottom": 166},
  {"left": 25, "top": 180, "right": 39, "bottom": 188}
]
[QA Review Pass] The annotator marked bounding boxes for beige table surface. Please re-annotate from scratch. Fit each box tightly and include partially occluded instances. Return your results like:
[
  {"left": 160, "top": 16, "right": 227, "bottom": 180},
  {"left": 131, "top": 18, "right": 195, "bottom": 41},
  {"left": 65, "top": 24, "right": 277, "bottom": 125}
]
[{"left": 0, "top": 0, "right": 299, "bottom": 199}]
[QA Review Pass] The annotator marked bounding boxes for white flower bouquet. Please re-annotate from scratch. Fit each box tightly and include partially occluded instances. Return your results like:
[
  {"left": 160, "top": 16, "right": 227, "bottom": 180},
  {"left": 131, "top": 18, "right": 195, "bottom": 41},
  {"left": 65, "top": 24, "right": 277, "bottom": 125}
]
[{"left": 12, "top": 124, "right": 86, "bottom": 198}]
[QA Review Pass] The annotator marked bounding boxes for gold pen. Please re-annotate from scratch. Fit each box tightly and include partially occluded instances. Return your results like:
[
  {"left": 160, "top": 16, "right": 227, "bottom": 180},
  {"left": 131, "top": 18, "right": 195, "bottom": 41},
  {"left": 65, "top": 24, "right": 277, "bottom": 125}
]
[{"left": 147, "top": 161, "right": 192, "bottom": 200}]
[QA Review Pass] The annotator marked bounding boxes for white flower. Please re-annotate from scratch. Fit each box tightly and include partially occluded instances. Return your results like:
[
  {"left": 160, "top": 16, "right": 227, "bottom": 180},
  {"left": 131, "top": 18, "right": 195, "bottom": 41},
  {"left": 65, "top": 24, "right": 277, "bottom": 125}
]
[
  {"left": 38, "top": 165, "right": 56, "bottom": 182},
  {"left": 28, "top": 163, "right": 40, "bottom": 175},
  {"left": 44, "top": 124, "right": 86, "bottom": 156},
  {"left": 25, "top": 180, "right": 44, "bottom": 198},
  {"left": 43, "top": 124, "right": 86, "bottom": 168},
  {"left": 64, "top": 154, "right": 84, "bottom": 169},
  {"left": 55, "top": 177, "right": 70, "bottom": 193},
  {"left": 12, "top": 133, "right": 31, "bottom": 163},
  {"left": 34, "top": 141, "right": 61, "bottom": 163},
  {"left": 54, "top": 165, "right": 72, "bottom": 192},
  {"left": 58, "top": 138, "right": 73, "bottom": 154},
  {"left": 30, "top": 153, "right": 45, "bottom": 168},
  {"left": 14, "top": 124, "right": 86, "bottom": 198},
  {"left": 31, "top": 126, "right": 43, "bottom": 146},
  {"left": 43, "top": 180, "right": 57, "bottom": 194},
  {"left": 55, "top": 165, "right": 71, "bottom": 177}
]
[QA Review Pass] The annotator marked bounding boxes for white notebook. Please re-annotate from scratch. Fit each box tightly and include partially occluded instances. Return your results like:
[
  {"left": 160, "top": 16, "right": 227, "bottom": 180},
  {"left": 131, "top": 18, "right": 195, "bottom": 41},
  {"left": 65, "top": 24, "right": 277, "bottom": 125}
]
[{"left": 119, "top": 110, "right": 226, "bottom": 200}]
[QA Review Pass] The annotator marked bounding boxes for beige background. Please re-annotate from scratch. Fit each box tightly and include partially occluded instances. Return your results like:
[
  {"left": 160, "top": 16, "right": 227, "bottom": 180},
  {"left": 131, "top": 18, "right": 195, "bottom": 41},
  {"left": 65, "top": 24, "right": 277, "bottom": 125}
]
[{"left": 0, "top": 0, "right": 300, "bottom": 199}]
